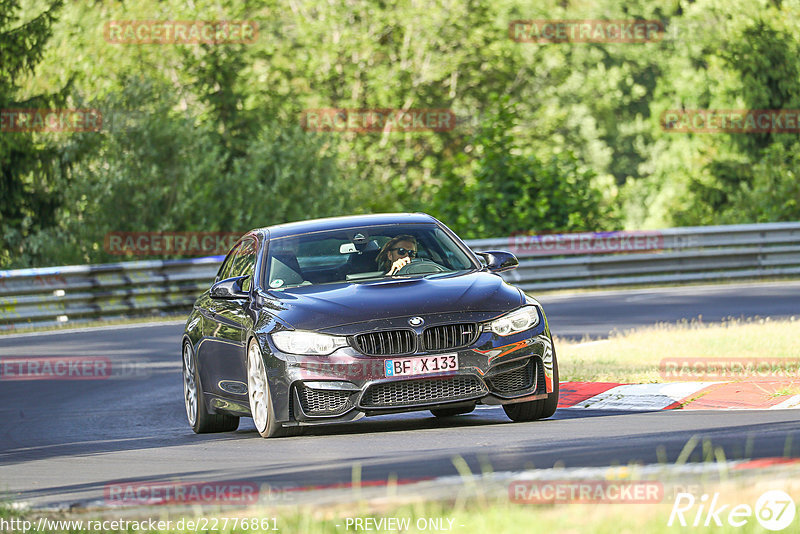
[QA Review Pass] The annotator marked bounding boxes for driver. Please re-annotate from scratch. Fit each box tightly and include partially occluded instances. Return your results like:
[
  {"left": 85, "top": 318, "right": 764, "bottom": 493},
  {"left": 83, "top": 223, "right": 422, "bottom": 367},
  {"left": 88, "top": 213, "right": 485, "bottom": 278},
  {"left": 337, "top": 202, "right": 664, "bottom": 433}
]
[{"left": 377, "top": 235, "right": 418, "bottom": 275}]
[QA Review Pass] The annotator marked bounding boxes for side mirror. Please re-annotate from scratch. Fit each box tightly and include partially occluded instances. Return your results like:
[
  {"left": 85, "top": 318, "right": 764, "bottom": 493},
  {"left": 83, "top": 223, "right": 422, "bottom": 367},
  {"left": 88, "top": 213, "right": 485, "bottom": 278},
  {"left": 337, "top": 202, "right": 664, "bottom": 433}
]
[
  {"left": 210, "top": 275, "right": 249, "bottom": 299},
  {"left": 476, "top": 250, "right": 518, "bottom": 273}
]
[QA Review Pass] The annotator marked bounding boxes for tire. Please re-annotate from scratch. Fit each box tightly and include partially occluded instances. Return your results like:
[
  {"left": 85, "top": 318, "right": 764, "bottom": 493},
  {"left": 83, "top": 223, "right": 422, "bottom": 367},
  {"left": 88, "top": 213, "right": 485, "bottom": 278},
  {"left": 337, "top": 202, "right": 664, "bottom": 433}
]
[
  {"left": 183, "top": 341, "right": 240, "bottom": 433},
  {"left": 503, "top": 350, "right": 559, "bottom": 422},
  {"left": 430, "top": 405, "right": 476, "bottom": 417},
  {"left": 246, "top": 339, "right": 298, "bottom": 438}
]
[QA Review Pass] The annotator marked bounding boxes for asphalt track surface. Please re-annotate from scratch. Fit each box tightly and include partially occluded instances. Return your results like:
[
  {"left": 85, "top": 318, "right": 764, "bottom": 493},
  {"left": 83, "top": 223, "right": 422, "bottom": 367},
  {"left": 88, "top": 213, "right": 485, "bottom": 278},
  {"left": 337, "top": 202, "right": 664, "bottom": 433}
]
[{"left": 1, "top": 282, "right": 799, "bottom": 508}]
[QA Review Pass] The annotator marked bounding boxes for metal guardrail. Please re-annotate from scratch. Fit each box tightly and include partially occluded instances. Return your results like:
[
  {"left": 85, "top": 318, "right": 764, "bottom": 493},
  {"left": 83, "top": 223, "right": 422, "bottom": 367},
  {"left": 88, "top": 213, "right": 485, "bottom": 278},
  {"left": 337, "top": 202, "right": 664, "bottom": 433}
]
[
  {"left": 469, "top": 222, "right": 800, "bottom": 291},
  {"left": 0, "top": 257, "right": 223, "bottom": 330},
  {"left": 1, "top": 222, "right": 799, "bottom": 330}
]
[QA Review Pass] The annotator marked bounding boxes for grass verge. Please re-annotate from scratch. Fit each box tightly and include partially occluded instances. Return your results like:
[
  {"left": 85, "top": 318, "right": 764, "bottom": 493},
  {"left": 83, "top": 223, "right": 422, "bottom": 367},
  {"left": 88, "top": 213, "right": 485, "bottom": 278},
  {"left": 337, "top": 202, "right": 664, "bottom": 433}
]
[
  {"left": 4, "top": 473, "right": 799, "bottom": 534},
  {"left": 556, "top": 317, "right": 800, "bottom": 383}
]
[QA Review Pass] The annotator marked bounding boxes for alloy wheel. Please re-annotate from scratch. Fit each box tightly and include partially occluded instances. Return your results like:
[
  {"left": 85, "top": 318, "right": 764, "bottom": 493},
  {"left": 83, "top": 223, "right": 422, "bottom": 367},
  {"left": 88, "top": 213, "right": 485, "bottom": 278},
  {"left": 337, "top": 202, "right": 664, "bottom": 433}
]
[
  {"left": 247, "top": 342, "right": 269, "bottom": 432},
  {"left": 183, "top": 343, "right": 197, "bottom": 426}
]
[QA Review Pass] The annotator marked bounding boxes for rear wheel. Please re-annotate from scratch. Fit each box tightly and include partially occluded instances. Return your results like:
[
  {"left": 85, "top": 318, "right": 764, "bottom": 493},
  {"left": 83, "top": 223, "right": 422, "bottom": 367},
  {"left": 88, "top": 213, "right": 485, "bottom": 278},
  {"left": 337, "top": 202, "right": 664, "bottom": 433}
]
[
  {"left": 183, "top": 341, "right": 239, "bottom": 433},
  {"left": 430, "top": 405, "right": 475, "bottom": 417},
  {"left": 503, "top": 351, "right": 559, "bottom": 422}
]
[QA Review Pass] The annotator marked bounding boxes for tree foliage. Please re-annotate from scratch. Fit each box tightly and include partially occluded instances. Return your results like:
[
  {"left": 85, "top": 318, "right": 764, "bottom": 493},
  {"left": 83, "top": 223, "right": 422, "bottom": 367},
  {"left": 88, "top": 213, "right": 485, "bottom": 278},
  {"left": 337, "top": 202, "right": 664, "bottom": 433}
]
[
  {"left": 0, "top": 0, "right": 64, "bottom": 267},
  {"left": 433, "top": 99, "right": 611, "bottom": 238},
  {"left": 4, "top": 0, "right": 800, "bottom": 268}
]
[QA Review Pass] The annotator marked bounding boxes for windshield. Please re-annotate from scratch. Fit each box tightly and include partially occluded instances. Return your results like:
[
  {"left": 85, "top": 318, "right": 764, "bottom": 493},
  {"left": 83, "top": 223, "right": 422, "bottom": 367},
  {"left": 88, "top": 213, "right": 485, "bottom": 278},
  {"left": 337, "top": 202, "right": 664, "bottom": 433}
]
[{"left": 265, "top": 223, "right": 476, "bottom": 290}]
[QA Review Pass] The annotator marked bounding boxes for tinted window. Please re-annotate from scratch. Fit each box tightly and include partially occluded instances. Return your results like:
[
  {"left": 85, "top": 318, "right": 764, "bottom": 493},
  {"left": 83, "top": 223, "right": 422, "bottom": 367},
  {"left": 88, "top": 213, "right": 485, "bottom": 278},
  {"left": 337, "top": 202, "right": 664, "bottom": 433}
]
[
  {"left": 266, "top": 223, "right": 476, "bottom": 290},
  {"left": 216, "top": 242, "right": 242, "bottom": 281},
  {"left": 230, "top": 237, "right": 257, "bottom": 291}
]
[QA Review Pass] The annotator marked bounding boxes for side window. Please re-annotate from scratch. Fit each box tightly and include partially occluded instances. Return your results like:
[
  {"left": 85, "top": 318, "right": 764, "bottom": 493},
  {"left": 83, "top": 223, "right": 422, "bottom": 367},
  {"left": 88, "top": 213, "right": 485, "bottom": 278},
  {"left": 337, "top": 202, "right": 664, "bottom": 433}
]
[
  {"left": 230, "top": 237, "right": 257, "bottom": 291},
  {"left": 216, "top": 242, "right": 242, "bottom": 282}
]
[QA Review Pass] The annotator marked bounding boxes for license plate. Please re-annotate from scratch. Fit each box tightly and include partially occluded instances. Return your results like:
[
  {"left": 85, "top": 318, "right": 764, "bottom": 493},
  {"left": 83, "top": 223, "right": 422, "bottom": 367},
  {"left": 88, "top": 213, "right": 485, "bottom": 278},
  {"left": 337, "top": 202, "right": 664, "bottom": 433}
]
[{"left": 384, "top": 354, "right": 458, "bottom": 377}]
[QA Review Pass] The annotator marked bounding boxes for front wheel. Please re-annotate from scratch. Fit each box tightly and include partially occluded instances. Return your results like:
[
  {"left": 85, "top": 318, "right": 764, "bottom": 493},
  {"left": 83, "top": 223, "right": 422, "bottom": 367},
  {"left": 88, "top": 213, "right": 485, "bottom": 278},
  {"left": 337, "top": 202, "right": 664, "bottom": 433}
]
[
  {"left": 503, "top": 351, "right": 559, "bottom": 422},
  {"left": 183, "top": 341, "right": 239, "bottom": 433},
  {"left": 247, "top": 340, "right": 298, "bottom": 438}
]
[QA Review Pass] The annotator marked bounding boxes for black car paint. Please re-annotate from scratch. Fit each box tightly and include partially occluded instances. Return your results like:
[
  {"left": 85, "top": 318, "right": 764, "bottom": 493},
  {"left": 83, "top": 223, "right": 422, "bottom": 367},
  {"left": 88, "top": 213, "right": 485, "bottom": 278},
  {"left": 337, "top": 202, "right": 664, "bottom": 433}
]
[{"left": 183, "top": 213, "right": 556, "bottom": 428}]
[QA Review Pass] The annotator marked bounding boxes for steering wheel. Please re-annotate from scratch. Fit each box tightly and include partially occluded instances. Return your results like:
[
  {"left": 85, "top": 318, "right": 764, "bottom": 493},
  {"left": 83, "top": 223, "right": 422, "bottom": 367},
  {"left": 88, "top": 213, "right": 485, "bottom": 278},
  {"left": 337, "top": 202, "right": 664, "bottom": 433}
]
[{"left": 394, "top": 258, "right": 448, "bottom": 275}]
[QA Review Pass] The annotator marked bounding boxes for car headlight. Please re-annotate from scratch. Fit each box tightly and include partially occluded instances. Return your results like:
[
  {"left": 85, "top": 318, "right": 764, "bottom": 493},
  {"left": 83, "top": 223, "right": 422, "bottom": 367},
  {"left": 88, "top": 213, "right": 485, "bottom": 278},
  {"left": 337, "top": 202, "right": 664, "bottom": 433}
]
[
  {"left": 271, "top": 330, "right": 348, "bottom": 355},
  {"left": 489, "top": 305, "right": 540, "bottom": 336}
]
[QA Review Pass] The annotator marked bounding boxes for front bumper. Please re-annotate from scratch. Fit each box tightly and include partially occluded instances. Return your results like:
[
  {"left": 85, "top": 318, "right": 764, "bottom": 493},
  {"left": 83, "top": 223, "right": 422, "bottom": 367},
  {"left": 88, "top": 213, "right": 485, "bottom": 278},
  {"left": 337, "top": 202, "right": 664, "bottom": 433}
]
[{"left": 270, "top": 326, "right": 555, "bottom": 425}]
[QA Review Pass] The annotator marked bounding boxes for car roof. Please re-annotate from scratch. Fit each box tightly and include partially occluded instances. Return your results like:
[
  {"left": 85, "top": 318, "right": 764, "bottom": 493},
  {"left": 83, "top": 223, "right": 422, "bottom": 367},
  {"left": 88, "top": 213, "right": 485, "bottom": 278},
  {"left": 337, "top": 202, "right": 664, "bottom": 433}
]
[{"left": 251, "top": 213, "right": 439, "bottom": 239}]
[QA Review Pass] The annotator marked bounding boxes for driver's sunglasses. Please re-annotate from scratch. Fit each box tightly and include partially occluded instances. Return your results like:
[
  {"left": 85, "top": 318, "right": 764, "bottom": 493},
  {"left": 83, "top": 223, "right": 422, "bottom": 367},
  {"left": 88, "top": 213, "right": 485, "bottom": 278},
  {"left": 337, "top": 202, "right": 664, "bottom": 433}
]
[{"left": 390, "top": 247, "right": 417, "bottom": 258}]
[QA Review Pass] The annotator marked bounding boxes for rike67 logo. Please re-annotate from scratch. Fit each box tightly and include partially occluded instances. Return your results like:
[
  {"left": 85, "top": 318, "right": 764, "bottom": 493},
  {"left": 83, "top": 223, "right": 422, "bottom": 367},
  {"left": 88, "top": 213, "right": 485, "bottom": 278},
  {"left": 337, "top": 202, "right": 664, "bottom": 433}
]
[{"left": 669, "top": 490, "right": 796, "bottom": 531}]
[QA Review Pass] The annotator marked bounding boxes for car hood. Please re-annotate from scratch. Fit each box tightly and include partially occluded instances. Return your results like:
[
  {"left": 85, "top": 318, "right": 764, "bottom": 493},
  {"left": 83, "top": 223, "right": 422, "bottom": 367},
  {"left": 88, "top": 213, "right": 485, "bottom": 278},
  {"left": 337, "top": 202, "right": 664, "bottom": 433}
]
[{"left": 261, "top": 271, "right": 523, "bottom": 330}]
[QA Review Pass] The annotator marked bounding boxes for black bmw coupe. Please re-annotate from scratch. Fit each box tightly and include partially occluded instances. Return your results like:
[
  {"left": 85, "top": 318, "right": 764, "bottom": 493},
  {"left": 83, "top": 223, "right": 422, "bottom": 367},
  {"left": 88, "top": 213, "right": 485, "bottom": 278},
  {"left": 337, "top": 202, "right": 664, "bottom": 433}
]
[{"left": 182, "top": 213, "right": 559, "bottom": 437}]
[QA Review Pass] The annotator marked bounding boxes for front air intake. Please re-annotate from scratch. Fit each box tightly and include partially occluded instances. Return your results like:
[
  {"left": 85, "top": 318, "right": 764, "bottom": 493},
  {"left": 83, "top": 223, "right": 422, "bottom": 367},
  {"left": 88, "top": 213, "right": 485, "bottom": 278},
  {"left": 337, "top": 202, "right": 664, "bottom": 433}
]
[{"left": 353, "top": 329, "right": 417, "bottom": 356}]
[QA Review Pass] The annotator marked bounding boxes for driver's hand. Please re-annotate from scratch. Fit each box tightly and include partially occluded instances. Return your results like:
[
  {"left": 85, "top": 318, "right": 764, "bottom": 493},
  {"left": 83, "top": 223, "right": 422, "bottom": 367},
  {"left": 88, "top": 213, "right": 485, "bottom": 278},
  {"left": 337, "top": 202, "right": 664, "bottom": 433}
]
[{"left": 387, "top": 256, "right": 411, "bottom": 275}]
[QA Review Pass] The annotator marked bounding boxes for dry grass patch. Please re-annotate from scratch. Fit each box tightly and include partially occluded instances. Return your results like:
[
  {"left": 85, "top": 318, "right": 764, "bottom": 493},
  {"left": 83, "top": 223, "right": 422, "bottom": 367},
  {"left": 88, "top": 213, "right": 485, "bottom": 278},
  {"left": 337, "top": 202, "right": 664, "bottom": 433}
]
[{"left": 556, "top": 317, "right": 800, "bottom": 383}]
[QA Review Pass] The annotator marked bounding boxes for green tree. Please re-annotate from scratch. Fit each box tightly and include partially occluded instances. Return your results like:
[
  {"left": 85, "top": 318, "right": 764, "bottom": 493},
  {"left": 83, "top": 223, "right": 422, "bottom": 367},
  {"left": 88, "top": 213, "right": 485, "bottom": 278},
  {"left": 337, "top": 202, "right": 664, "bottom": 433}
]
[
  {"left": 433, "top": 99, "right": 613, "bottom": 238},
  {"left": 0, "top": 0, "right": 65, "bottom": 267},
  {"left": 629, "top": 0, "right": 800, "bottom": 227},
  {"left": 25, "top": 76, "right": 367, "bottom": 266},
  {"left": 719, "top": 142, "right": 800, "bottom": 223}
]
